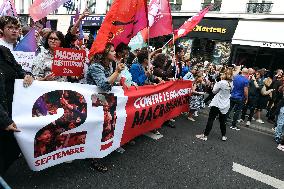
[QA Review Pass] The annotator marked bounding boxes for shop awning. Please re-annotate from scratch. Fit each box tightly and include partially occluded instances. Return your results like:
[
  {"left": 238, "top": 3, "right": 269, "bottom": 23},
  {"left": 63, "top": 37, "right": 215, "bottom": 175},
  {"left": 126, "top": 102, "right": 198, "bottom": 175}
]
[{"left": 232, "top": 20, "right": 284, "bottom": 48}]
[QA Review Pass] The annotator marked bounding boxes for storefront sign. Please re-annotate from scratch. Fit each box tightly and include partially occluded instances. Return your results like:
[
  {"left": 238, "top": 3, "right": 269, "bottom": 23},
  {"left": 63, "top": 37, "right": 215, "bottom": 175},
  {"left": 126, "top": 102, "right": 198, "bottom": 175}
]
[
  {"left": 70, "top": 16, "right": 105, "bottom": 26},
  {"left": 193, "top": 25, "right": 227, "bottom": 34},
  {"left": 261, "top": 42, "right": 284, "bottom": 49},
  {"left": 173, "top": 18, "right": 238, "bottom": 41}
]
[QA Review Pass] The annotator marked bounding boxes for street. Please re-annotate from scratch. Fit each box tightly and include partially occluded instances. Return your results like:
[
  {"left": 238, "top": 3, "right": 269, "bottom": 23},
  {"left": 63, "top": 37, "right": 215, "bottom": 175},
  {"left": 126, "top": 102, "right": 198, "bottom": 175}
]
[{"left": 3, "top": 110, "right": 284, "bottom": 189}]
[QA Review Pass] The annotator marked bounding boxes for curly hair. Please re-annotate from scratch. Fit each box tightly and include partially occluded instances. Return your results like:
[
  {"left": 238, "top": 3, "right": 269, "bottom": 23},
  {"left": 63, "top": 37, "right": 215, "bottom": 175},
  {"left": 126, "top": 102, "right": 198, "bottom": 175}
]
[{"left": 0, "top": 16, "right": 20, "bottom": 31}]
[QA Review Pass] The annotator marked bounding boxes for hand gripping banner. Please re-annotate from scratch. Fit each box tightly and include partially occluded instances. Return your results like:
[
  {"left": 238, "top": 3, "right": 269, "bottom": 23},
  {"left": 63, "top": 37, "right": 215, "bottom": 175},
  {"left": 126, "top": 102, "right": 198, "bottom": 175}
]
[{"left": 12, "top": 80, "right": 192, "bottom": 171}]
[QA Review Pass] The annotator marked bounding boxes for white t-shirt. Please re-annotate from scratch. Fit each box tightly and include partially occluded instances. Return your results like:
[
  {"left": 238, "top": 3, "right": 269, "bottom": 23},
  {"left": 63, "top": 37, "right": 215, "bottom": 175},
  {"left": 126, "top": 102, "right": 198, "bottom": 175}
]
[
  {"left": 0, "top": 38, "right": 14, "bottom": 51},
  {"left": 209, "top": 80, "right": 233, "bottom": 114}
]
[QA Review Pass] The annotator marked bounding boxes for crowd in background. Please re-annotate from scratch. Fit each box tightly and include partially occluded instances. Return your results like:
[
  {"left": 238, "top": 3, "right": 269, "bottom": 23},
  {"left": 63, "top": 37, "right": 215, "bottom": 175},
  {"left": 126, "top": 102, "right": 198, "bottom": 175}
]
[{"left": 1, "top": 12, "right": 284, "bottom": 176}]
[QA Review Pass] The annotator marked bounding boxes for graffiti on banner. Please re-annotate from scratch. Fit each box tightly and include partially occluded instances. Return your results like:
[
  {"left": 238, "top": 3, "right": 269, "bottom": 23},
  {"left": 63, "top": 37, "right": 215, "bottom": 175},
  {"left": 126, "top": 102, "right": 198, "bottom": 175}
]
[
  {"left": 12, "top": 51, "right": 35, "bottom": 72},
  {"left": 52, "top": 47, "right": 86, "bottom": 76}
]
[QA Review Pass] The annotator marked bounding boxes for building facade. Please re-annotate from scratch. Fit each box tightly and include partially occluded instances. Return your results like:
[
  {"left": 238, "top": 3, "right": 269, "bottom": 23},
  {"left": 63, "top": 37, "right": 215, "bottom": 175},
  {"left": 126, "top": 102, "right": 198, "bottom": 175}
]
[{"left": 3, "top": 0, "right": 284, "bottom": 68}]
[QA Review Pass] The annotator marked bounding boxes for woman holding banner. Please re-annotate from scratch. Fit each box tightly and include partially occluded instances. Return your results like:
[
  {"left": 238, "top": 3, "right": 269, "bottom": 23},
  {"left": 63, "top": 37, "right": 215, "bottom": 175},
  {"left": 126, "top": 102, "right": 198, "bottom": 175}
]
[
  {"left": 87, "top": 42, "right": 125, "bottom": 92},
  {"left": 87, "top": 42, "right": 125, "bottom": 172},
  {"left": 31, "top": 31, "right": 66, "bottom": 82},
  {"left": 196, "top": 68, "right": 233, "bottom": 141}
]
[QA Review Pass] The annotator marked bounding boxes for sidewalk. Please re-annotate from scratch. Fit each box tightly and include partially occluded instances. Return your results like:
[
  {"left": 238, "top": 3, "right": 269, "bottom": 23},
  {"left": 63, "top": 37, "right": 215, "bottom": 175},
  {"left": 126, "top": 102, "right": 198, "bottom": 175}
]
[{"left": 198, "top": 108, "right": 275, "bottom": 136}]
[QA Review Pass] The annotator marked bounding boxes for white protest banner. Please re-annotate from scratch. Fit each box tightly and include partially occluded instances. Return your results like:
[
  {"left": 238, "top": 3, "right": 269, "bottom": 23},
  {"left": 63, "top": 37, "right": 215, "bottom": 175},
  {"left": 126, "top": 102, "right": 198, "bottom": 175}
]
[
  {"left": 12, "top": 80, "right": 127, "bottom": 171},
  {"left": 12, "top": 51, "right": 35, "bottom": 72}
]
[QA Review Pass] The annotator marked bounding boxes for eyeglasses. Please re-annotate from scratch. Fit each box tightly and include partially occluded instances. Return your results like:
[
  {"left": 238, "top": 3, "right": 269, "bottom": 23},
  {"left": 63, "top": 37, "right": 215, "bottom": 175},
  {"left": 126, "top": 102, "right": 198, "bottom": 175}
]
[
  {"left": 48, "top": 37, "right": 60, "bottom": 41},
  {"left": 5, "top": 26, "right": 20, "bottom": 32}
]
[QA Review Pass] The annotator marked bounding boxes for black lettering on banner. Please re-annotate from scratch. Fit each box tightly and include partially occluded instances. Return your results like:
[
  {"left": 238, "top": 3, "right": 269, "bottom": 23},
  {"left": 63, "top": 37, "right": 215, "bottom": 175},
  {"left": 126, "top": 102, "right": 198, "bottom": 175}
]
[
  {"left": 159, "top": 104, "right": 165, "bottom": 117},
  {"left": 153, "top": 105, "right": 160, "bottom": 119},
  {"left": 91, "top": 93, "right": 117, "bottom": 143},
  {"left": 144, "top": 107, "right": 153, "bottom": 123},
  {"left": 132, "top": 109, "right": 146, "bottom": 128},
  {"left": 32, "top": 90, "right": 87, "bottom": 158}
]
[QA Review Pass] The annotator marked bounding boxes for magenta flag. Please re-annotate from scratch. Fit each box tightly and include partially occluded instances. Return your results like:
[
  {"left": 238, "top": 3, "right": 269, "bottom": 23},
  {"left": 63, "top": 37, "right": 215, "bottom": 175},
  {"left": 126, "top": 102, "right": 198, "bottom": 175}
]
[
  {"left": 0, "top": 0, "right": 18, "bottom": 17},
  {"left": 29, "top": 0, "right": 69, "bottom": 22},
  {"left": 148, "top": 0, "right": 173, "bottom": 38}
]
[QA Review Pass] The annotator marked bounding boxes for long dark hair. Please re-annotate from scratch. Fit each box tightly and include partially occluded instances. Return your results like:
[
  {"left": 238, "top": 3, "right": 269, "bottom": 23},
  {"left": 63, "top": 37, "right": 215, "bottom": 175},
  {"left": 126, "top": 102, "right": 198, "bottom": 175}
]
[{"left": 91, "top": 42, "right": 114, "bottom": 64}]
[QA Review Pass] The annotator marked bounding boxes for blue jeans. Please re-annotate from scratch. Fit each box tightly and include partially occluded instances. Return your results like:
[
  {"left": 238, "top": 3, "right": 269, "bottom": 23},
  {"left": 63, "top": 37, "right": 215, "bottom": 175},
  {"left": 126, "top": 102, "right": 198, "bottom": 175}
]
[
  {"left": 275, "top": 107, "right": 284, "bottom": 142},
  {"left": 227, "top": 98, "right": 244, "bottom": 127}
]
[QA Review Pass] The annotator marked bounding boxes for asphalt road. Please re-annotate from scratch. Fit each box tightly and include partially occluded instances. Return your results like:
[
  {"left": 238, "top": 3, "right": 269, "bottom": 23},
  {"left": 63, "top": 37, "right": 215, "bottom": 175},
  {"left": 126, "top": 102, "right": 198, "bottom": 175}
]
[{"left": 3, "top": 112, "right": 284, "bottom": 189}]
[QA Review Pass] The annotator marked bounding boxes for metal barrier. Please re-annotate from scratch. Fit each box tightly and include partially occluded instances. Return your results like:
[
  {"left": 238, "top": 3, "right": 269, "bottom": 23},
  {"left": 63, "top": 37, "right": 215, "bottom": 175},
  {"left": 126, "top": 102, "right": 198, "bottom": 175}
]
[{"left": 0, "top": 177, "right": 11, "bottom": 189}]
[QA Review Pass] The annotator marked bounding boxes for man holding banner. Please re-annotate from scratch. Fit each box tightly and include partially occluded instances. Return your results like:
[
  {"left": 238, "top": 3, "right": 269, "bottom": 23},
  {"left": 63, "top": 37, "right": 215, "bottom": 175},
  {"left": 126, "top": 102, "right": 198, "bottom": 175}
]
[{"left": 0, "top": 17, "right": 33, "bottom": 176}]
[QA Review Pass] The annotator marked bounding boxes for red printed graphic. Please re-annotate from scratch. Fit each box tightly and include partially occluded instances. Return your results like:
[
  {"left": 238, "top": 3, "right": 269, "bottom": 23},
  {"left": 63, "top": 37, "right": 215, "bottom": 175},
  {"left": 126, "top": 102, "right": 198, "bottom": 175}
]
[{"left": 32, "top": 90, "right": 87, "bottom": 158}]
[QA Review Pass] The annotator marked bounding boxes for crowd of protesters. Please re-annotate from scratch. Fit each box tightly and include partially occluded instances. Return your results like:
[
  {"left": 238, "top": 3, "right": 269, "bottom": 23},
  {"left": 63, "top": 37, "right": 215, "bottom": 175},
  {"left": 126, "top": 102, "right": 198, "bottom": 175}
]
[{"left": 1, "top": 12, "right": 284, "bottom": 177}]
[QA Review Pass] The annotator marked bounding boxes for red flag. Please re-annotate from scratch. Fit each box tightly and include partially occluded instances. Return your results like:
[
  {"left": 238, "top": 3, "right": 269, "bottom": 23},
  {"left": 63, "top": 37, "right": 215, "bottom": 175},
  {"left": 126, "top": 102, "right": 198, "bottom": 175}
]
[
  {"left": 173, "top": 6, "right": 211, "bottom": 42},
  {"left": 89, "top": 0, "right": 148, "bottom": 56}
]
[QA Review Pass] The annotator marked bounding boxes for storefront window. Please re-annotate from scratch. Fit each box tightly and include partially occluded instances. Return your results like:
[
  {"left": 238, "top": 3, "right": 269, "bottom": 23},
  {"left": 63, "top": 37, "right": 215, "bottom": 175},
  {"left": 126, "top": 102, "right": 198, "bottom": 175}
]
[
  {"left": 212, "top": 42, "right": 232, "bottom": 65},
  {"left": 169, "top": 0, "right": 182, "bottom": 12},
  {"left": 89, "top": 0, "right": 96, "bottom": 14},
  {"left": 201, "top": 0, "right": 222, "bottom": 11},
  {"left": 247, "top": 0, "right": 273, "bottom": 13}
]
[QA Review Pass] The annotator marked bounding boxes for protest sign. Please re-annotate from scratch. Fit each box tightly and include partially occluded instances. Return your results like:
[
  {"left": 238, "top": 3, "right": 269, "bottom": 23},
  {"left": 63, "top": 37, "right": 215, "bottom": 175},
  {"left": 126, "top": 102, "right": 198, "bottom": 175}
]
[
  {"left": 52, "top": 47, "right": 86, "bottom": 77},
  {"left": 12, "top": 51, "right": 35, "bottom": 72}
]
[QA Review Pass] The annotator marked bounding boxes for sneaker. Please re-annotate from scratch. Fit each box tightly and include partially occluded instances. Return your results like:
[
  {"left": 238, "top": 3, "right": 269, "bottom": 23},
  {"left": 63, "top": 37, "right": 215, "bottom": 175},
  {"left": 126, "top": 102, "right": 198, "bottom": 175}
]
[
  {"left": 196, "top": 134, "right": 207, "bottom": 141},
  {"left": 237, "top": 119, "right": 244, "bottom": 123},
  {"left": 188, "top": 117, "right": 196, "bottom": 122},
  {"left": 193, "top": 111, "right": 199, "bottom": 117},
  {"left": 256, "top": 119, "right": 264, "bottom": 124},
  {"left": 230, "top": 126, "right": 240, "bottom": 131},
  {"left": 234, "top": 127, "right": 240, "bottom": 131},
  {"left": 277, "top": 144, "right": 284, "bottom": 152},
  {"left": 252, "top": 117, "right": 255, "bottom": 121},
  {"left": 222, "top": 136, "right": 227, "bottom": 141},
  {"left": 272, "top": 127, "right": 276, "bottom": 132},
  {"left": 246, "top": 121, "right": 250, "bottom": 127}
]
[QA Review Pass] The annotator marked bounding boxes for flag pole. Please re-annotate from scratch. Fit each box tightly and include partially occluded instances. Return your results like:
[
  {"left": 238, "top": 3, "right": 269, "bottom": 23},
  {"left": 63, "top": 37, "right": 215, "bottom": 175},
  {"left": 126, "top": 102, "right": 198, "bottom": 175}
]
[
  {"left": 147, "top": 27, "right": 151, "bottom": 69},
  {"left": 162, "top": 38, "right": 173, "bottom": 49},
  {"left": 173, "top": 33, "right": 177, "bottom": 79}
]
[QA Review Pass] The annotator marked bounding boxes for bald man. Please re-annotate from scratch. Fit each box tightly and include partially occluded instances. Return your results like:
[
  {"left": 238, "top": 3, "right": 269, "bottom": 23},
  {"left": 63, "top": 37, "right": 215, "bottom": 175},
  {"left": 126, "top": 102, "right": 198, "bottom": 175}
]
[{"left": 227, "top": 68, "right": 249, "bottom": 131}]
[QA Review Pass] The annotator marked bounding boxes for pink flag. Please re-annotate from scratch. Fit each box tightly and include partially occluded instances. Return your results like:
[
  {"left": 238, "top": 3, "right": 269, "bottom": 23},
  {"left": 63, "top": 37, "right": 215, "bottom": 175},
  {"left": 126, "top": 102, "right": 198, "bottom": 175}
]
[
  {"left": 29, "top": 0, "right": 69, "bottom": 22},
  {"left": 174, "top": 6, "right": 211, "bottom": 42},
  {"left": 0, "top": 0, "right": 18, "bottom": 17},
  {"left": 148, "top": 0, "right": 172, "bottom": 38}
]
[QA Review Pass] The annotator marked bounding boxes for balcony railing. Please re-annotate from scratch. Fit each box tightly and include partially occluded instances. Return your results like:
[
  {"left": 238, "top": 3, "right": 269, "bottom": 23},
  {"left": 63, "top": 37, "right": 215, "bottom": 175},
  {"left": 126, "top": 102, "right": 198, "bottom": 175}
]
[
  {"left": 170, "top": 3, "right": 182, "bottom": 12},
  {"left": 201, "top": 3, "right": 221, "bottom": 11},
  {"left": 246, "top": 3, "right": 273, "bottom": 13}
]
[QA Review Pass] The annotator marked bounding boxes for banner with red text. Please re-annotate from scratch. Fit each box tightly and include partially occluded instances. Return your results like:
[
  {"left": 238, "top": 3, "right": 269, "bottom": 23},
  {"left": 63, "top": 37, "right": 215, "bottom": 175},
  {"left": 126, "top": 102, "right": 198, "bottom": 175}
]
[
  {"left": 12, "top": 80, "right": 192, "bottom": 171},
  {"left": 52, "top": 47, "right": 86, "bottom": 76}
]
